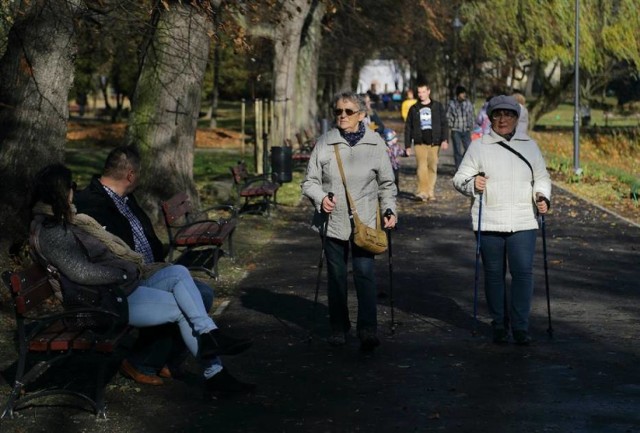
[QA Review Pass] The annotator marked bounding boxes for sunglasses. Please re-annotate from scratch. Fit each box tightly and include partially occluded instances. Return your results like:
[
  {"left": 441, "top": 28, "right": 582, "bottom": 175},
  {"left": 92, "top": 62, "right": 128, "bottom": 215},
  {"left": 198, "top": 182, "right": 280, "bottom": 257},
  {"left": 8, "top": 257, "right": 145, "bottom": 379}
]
[{"left": 333, "top": 108, "right": 360, "bottom": 117}]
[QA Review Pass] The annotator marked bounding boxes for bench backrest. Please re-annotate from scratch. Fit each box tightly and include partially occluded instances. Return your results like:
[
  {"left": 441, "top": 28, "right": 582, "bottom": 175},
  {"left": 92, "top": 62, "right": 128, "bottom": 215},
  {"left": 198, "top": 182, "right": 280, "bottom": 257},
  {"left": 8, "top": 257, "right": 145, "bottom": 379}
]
[
  {"left": 161, "top": 191, "right": 194, "bottom": 226},
  {"left": 230, "top": 162, "right": 249, "bottom": 185},
  {"left": 3, "top": 263, "right": 56, "bottom": 316}
]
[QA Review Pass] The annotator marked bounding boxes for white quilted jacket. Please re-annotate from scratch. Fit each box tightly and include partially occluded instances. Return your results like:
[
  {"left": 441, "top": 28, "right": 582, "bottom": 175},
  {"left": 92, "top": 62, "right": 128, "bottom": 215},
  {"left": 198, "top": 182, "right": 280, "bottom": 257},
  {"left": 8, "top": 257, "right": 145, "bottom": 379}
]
[{"left": 452, "top": 129, "right": 551, "bottom": 232}]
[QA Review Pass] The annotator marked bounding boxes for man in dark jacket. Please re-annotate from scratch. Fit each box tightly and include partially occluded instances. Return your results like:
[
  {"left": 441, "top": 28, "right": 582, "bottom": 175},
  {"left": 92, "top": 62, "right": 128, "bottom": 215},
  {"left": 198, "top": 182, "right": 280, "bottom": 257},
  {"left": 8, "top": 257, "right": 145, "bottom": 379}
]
[
  {"left": 75, "top": 146, "right": 253, "bottom": 395},
  {"left": 404, "top": 82, "right": 449, "bottom": 201}
]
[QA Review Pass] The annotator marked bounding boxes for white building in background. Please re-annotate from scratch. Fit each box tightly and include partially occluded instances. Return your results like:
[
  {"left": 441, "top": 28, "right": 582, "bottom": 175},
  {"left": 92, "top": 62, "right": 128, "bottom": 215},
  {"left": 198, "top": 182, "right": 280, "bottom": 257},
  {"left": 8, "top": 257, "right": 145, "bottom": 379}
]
[{"left": 358, "top": 59, "right": 410, "bottom": 95}]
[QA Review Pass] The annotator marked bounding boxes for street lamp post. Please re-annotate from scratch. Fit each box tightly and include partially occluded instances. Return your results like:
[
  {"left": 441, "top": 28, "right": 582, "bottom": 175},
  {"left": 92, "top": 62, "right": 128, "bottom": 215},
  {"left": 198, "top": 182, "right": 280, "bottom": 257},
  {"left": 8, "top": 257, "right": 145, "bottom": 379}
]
[{"left": 573, "top": 0, "right": 582, "bottom": 175}]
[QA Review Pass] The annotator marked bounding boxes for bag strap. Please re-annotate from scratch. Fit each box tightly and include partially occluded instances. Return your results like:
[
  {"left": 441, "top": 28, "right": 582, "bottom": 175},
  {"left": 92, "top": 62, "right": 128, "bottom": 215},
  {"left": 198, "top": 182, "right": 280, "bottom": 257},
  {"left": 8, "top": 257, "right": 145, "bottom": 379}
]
[
  {"left": 496, "top": 141, "right": 551, "bottom": 211},
  {"left": 497, "top": 141, "right": 534, "bottom": 185},
  {"left": 334, "top": 147, "right": 382, "bottom": 229}
]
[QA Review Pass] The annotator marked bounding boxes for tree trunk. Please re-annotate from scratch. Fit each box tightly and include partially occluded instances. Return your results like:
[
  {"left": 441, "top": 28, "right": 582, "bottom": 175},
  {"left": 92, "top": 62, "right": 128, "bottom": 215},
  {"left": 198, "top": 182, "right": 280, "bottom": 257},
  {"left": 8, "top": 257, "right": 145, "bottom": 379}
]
[
  {"left": 341, "top": 56, "right": 355, "bottom": 92},
  {"left": 0, "top": 0, "right": 83, "bottom": 252},
  {"left": 270, "top": 0, "right": 312, "bottom": 150},
  {"left": 294, "top": 0, "right": 325, "bottom": 136},
  {"left": 529, "top": 62, "right": 574, "bottom": 125},
  {"left": 126, "top": 2, "right": 212, "bottom": 222}
]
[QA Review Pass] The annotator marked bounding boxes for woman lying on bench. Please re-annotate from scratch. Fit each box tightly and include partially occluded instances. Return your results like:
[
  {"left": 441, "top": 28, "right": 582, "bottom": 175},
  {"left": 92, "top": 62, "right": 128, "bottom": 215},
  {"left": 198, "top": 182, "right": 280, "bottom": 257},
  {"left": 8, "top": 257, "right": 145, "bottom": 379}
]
[{"left": 30, "top": 164, "right": 254, "bottom": 397}]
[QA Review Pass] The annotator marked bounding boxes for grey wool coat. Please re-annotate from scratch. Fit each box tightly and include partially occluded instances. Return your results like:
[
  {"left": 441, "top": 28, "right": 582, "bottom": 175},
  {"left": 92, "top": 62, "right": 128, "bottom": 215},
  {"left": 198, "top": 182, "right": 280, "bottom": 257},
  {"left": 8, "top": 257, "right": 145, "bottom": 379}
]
[{"left": 301, "top": 126, "right": 397, "bottom": 241}]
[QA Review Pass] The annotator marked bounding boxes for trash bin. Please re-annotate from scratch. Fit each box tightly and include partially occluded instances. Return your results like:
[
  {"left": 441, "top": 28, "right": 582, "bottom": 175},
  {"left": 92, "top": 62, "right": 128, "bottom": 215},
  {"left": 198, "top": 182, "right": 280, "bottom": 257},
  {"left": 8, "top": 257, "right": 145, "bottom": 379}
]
[{"left": 271, "top": 146, "right": 292, "bottom": 183}]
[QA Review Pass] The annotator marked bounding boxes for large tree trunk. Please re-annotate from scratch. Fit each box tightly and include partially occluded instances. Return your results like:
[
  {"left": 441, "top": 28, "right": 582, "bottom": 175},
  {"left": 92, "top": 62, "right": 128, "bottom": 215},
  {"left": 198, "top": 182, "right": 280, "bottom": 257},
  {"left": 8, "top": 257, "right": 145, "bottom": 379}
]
[
  {"left": 294, "top": 0, "right": 325, "bottom": 136},
  {"left": 0, "top": 0, "right": 83, "bottom": 254},
  {"left": 270, "top": 0, "right": 312, "bottom": 149},
  {"left": 126, "top": 2, "right": 212, "bottom": 222},
  {"left": 529, "top": 61, "right": 574, "bottom": 125}
]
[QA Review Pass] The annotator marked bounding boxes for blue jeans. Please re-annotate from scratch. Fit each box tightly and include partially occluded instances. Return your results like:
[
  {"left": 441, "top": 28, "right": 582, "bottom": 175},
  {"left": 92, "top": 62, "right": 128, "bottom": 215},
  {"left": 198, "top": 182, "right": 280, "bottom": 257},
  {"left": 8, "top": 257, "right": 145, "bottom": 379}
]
[
  {"left": 324, "top": 237, "right": 377, "bottom": 333},
  {"left": 451, "top": 130, "right": 471, "bottom": 170},
  {"left": 127, "top": 265, "right": 221, "bottom": 377},
  {"left": 129, "top": 279, "right": 219, "bottom": 374},
  {"left": 480, "top": 230, "right": 537, "bottom": 331}
]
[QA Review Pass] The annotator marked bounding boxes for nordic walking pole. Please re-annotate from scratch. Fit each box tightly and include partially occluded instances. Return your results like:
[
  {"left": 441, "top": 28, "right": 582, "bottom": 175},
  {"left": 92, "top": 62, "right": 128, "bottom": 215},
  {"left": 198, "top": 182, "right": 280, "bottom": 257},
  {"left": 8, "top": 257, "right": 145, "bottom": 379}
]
[
  {"left": 384, "top": 209, "right": 396, "bottom": 334},
  {"left": 537, "top": 198, "right": 553, "bottom": 338},
  {"left": 472, "top": 172, "right": 485, "bottom": 336},
  {"left": 309, "top": 192, "right": 333, "bottom": 341}
]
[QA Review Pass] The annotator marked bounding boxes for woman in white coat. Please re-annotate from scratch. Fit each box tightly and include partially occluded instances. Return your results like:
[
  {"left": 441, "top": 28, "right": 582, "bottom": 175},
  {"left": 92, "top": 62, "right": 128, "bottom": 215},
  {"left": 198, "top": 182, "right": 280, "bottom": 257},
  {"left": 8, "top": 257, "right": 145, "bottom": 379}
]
[{"left": 453, "top": 95, "right": 551, "bottom": 345}]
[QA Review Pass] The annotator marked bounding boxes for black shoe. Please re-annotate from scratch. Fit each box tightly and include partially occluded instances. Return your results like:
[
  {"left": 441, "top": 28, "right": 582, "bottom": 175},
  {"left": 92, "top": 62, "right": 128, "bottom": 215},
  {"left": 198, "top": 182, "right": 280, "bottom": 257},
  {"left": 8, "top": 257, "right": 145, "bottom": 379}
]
[
  {"left": 358, "top": 329, "right": 380, "bottom": 352},
  {"left": 513, "top": 330, "right": 532, "bottom": 346},
  {"left": 199, "top": 329, "right": 253, "bottom": 358},
  {"left": 327, "top": 331, "right": 347, "bottom": 347},
  {"left": 204, "top": 369, "right": 256, "bottom": 398},
  {"left": 492, "top": 328, "right": 509, "bottom": 345}
]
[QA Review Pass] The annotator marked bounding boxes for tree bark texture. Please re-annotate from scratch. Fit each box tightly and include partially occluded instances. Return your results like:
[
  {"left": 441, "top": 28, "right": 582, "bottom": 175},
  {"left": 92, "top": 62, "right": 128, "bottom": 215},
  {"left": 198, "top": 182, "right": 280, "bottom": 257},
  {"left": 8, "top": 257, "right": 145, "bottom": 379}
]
[
  {"left": 270, "top": 0, "right": 312, "bottom": 149},
  {"left": 0, "top": 0, "right": 83, "bottom": 248},
  {"left": 294, "top": 0, "right": 324, "bottom": 136},
  {"left": 126, "top": 2, "right": 212, "bottom": 222}
]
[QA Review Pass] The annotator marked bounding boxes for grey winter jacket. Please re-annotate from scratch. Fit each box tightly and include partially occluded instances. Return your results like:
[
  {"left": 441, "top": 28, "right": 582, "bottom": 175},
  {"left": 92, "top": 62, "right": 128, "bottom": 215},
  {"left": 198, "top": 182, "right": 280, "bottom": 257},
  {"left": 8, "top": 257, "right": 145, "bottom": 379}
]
[{"left": 301, "top": 127, "right": 397, "bottom": 241}]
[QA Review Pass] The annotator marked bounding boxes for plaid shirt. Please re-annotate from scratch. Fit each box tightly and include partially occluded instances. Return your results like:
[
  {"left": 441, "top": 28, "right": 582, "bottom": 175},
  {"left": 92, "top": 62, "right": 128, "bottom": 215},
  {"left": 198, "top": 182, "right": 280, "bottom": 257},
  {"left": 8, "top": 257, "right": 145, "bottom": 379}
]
[
  {"left": 447, "top": 99, "right": 475, "bottom": 132},
  {"left": 102, "top": 185, "right": 155, "bottom": 264}
]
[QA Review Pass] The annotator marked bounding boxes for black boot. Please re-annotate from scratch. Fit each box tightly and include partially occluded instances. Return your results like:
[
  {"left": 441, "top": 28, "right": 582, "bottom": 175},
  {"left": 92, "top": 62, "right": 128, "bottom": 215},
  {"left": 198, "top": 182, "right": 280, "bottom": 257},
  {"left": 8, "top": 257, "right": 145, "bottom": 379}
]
[
  {"left": 204, "top": 369, "right": 256, "bottom": 398},
  {"left": 358, "top": 329, "right": 380, "bottom": 352},
  {"left": 199, "top": 329, "right": 253, "bottom": 358}
]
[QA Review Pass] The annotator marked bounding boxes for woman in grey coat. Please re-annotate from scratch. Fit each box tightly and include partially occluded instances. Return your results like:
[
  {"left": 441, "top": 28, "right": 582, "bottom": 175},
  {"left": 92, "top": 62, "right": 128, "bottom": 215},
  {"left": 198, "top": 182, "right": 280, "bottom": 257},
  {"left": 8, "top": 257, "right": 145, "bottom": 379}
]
[{"left": 302, "top": 91, "right": 397, "bottom": 351}]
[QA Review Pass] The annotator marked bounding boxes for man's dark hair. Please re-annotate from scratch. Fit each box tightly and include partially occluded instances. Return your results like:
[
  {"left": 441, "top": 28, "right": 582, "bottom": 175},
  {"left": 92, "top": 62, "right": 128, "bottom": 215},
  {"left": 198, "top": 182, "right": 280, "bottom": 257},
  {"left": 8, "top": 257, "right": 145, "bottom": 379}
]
[
  {"left": 456, "top": 85, "right": 467, "bottom": 96},
  {"left": 416, "top": 81, "right": 430, "bottom": 89},
  {"left": 103, "top": 146, "right": 141, "bottom": 180}
]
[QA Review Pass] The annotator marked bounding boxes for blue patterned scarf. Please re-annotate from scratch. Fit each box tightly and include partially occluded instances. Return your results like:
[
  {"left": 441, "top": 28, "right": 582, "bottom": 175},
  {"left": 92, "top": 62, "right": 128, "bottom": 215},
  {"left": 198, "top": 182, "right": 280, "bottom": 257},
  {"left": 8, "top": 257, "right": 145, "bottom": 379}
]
[{"left": 339, "top": 122, "right": 365, "bottom": 147}]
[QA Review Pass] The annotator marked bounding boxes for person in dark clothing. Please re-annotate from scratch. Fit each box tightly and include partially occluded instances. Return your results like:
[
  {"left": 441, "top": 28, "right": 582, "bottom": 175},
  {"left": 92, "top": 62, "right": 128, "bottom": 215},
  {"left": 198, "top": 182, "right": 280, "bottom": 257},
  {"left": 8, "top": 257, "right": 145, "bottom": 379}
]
[
  {"left": 447, "top": 85, "right": 475, "bottom": 170},
  {"left": 35, "top": 163, "right": 254, "bottom": 399},
  {"left": 404, "top": 82, "right": 449, "bottom": 201},
  {"left": 75, "top": 146, "right": 253, "bottom": 395}
]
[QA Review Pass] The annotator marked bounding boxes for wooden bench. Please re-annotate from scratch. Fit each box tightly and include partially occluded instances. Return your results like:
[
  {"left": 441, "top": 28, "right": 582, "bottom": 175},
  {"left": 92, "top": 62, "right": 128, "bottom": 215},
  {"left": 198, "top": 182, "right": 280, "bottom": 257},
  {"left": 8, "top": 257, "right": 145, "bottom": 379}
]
[
  {"left": 1, "top": 263, "right": 130, "bottom": 419},
  {"left": 292, "top": 131, "right": 315, "bottom": 166},
  {"left": 230, "top": 161, "right": 280, "bottom": 215},
  {"left": 160, "top": 191, "right": 238, "bottom": 279}
]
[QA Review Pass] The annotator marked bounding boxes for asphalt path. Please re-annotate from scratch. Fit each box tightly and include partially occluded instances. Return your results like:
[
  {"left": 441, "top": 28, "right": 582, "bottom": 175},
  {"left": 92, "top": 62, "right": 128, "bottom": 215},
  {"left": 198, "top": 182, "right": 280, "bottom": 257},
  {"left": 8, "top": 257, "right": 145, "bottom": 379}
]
[
  {"left": 208, "top": 147, "right": 640, "bottom": 433},
  {"left": 1, "top": 139, "right": 638, "bottom": 433}
]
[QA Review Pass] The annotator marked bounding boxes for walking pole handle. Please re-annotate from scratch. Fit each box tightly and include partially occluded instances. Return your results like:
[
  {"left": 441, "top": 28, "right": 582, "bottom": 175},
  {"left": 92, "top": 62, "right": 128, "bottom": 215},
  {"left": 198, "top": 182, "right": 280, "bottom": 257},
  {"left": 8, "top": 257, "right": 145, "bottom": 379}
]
[
  {"left": 323, "top": 192, "right": 334, "bottom": 214},
  {"left": 384, "top": 208, "right": 395, "bottom": 230}
]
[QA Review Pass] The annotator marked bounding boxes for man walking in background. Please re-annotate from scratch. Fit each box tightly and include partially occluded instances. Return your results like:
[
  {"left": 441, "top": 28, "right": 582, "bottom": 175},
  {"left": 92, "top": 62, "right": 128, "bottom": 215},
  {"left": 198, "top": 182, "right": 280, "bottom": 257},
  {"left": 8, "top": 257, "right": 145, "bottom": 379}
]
[
  {"left": 447, "top": 85, "right": 475, "bottom": 170},
  {"left": 404, "top": 82, "right": 449, "bottom": 202}
]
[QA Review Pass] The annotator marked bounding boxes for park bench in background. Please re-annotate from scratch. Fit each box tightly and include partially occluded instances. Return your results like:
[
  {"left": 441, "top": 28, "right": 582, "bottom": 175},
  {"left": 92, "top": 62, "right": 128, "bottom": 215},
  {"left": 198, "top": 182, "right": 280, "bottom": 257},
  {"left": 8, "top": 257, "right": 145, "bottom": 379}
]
[
  {"left": 1, "top": 263, "right": 130, "bottom": 419},
  {"left": 230, "top": 161, "right": 279, "bottom": 216},
  {"left": 291, "top": 131, "right": 315, "bottom": 166},
  {"left": 161, "top": 191, "right": 238, "bottom": 279}
]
